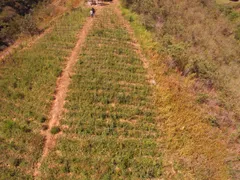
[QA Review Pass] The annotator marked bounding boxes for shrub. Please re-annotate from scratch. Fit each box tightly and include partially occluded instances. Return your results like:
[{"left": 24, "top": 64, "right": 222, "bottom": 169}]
[
  {"left": 40, "top": 116, "right": 47, "bottom": 123},
  {"left": 21, "top": 125, "right": 31, "bottom": 133},
  {"left": 3, "top": 120, "right": 17, "bottom": 133},
  {"left": 12, "top": 158, "right": 22, "bottom": 167},
  {"left": 196, "top": 93, "right": 209, "bottom": 104},
  {"left": 0, "top": 0, "right": 44, "bottom": 49},
  {"left": 18, "top": 14, "right": 40, "bottom": 36},
  {"left": 0, "top": 18, "right": 20, "bottom": 47},
  {"left": 123, "top": 0, "right": 240, "bottom": 80},
  {"left": 50, "top": 126, "right": 61, "bottom": 134},
  {"left": 208, "top": 116, "right": 219, "bottom": 127}
]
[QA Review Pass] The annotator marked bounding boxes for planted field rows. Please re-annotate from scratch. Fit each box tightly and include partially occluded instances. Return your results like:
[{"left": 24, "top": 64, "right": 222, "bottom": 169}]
[
  {"left": 40, "top": 5, "right": 163, "bottom": 179},
  {"left": 0, "top": 7, "right": 88, "bottom": 179}
]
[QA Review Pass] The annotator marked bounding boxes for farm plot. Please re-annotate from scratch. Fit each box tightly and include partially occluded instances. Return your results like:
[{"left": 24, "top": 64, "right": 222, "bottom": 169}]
[
  {"left": 40, "top": 5, "right": 163, "bottom": 179},
  {"left": 0, "top": 7, "right": 88, "bottom": 179}
]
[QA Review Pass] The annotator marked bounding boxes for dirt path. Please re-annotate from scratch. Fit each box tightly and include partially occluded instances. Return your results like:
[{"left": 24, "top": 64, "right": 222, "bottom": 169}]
[
  {"left": 113, "top": 0, "right": 156, "bottom": 86},
  {"left": 33, "top": 6, "right": 104, "bottom": 177}
]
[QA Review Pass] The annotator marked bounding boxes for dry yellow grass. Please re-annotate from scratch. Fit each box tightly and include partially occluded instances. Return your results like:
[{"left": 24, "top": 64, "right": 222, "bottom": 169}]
[
  {"left": 121, "top": 7, "right": 230, "bottom": 179},
  {"left": 216, "top": 0, "right": 240, "bottom": 5},
  {"left": 154, "top": 64, "right": 228, "bottom": 179}
]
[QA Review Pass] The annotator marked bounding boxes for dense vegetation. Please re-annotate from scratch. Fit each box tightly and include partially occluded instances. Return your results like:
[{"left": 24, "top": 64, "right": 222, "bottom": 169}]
[
  {"left": 0, "top": 0, "right": 44, "bottom": 50},
  {"left": 218, "top": 0, "right": 240, "bottom": 40},
  {"left": 0, "top": 0, "right": 39, "bottom": 15},
  {"left": 123, "top": 0, "right": 239, "bottom": 77},
  {"left": 121, "top": 0, "right": 240, "bottom": 178},
  {"left": 122, "top": 0, "right": 240, "bottom": 134}
]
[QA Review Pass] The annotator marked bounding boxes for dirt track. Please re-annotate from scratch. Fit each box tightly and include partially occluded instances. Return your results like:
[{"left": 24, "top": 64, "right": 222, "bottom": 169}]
[{"left": 33, "top": 5, "right": 105, "bottom": 177}]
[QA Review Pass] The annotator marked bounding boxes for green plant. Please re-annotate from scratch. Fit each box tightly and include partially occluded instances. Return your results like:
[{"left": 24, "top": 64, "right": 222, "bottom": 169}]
[
  {"left": 196, "top": 93, "right": 209, "bottom": 104},
  {"left": 40, "top": 116, "right": 47, "bottom": 123},
  {"left": 50, "top": 126, "right": 61, "bottom": 134},
  {"left": 208, "top": 117, "right": 220, "bottom": 127},
  {"left": 18, "top": 14, "right": 40, "bottom": 36}
]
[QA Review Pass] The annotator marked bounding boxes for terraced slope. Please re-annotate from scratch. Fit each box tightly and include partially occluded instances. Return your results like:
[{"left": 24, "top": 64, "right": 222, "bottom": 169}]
[
  {"left": 0, "top": 1, "right": 232, "bottom": 179},
  {"left": 40, "top": 4, "right": 163, "bottom": 179},
  {"left": 0, "top": 7, "right": 88, "bottom": 179}
]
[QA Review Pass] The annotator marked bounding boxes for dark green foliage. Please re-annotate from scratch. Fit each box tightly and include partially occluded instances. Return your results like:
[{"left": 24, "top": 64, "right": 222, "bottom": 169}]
[
  {"left": 0, "top": 0, "right": 41, "bottom": 15},
  {"left": 122, "top": 1, "right": 240, "bottom": 131},
  {"left": 40, "top": 116, "right": 47, "bottom": 123},
  {"left": 208, "top": 116, "right": 220, "bottom": 127},
  {"left": 122, "top": 0, "right": 240, "bottom": 82},
  {"left": 18, "top": 14, "right": 40, "bottom": 35},
  {"left": 50, "top": 126, "right": 61, "bottom": 134},
  {"left": 0, "top": 0, "right": 44, "bottom": 50},
  {"left": 12, "top": 158, "right": 22, "bottom": 167}
]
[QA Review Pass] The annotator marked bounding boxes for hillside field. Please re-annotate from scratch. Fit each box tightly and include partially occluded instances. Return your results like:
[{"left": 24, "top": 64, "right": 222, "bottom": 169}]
[{"left": 0, "top": 0, "right": 240, "bottom": 179}]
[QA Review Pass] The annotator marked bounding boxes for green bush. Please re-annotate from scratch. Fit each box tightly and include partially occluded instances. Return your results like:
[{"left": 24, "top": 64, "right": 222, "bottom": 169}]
[
  {"left": 12, "top": 158, "right": 22, "bottom": 167},
  {"left": 18, "top": 14, "right": 40, "bottom": 36},
  {"left": 229, "top": 11, "right": 240, "bottom": 21},
  {"left": 40, "top": 116, "right": 47, "bottom": 123},
  {"left": 50, "top": 126, "right": 61, "bottom": 134}
]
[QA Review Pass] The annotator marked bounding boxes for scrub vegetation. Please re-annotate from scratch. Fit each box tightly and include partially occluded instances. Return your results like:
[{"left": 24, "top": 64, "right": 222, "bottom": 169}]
[
  {"left": 121, "top": 0, "right": 240, "bottom": 178},
  {"left": 0, "top": 0, "right": 84, "bottom": 51}
]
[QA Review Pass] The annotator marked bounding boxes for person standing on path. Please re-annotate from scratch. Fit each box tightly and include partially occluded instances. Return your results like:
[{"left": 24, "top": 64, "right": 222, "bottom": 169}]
[{"left": 90, "top": 7, "right": 96, "bottom": 17}]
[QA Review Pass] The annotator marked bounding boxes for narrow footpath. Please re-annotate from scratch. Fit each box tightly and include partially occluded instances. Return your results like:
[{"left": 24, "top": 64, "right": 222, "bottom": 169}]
[{"left": 34, "top": 5, "right": 105, "bottom": 178}]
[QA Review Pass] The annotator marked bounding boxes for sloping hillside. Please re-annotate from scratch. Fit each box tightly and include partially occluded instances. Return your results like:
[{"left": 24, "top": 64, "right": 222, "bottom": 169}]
[
  {"left": 0, "top": 0, "right": 42, "bottom": 49},
  {"left": 122, "top": 0, "right": 240, "bottom": 178},
  {"left": 0, "top": 0, "right": 239, "bottom": 179}
]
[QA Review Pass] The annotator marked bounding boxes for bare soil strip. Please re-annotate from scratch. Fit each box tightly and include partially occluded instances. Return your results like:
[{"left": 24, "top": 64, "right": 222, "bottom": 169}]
[
  {"left": 113, "top": 0, "right": 156, "bottom": 85},
  {"left": 33, "top": 10, "right": 101, "bottom": 177}
]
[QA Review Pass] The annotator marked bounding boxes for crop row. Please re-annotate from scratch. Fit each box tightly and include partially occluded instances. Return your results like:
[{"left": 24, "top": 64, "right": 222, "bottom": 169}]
[
  {"left": 0, "top": 7, "right": 88, "bottom": 179},
  {"left": 40, "top": 5, "right": 162, "bottom": 179}
]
